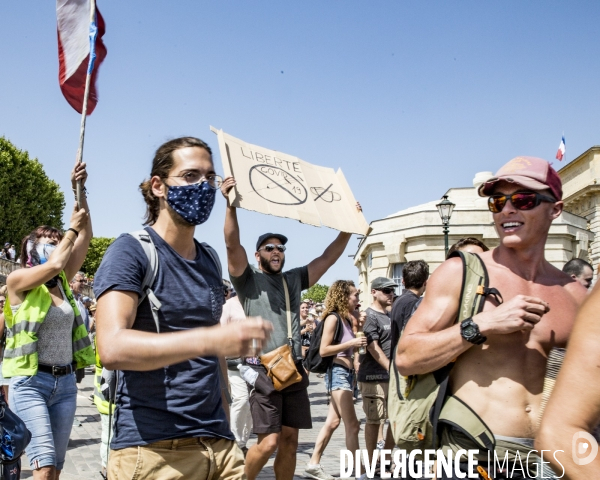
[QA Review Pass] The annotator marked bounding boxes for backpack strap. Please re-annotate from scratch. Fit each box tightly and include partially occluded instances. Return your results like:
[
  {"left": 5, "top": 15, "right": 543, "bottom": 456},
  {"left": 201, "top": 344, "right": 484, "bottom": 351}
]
[
  {"left": 331, "top": 312, "right": 343, "bottom": 345},
  {"left": 128, "top": 230, "right": 161, "bottom": 334},
  {"left": 451, "top": 251, "right": 503, "bottom": 324}
]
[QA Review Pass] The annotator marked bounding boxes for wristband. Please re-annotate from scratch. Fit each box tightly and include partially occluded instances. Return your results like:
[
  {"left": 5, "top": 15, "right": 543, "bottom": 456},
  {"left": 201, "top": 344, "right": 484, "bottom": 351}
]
[
  {"left": 72, "top": 186, "right": 88, "bottom": 198},
  {"left": 67, "top": 228, "right": 79, "bottom": 238}
]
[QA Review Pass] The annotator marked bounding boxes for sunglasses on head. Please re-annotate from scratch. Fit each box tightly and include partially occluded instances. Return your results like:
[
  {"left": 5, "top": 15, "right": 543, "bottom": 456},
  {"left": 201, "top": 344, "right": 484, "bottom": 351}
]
[
  {"left": 378, "top": 287, "right": 395, "bottom": 295},
  {"left": 487, "top": 192, "right": 556, "bottom": 214},
  {"left": 259, "top": 244, "right": 286, "bottom": 253}
]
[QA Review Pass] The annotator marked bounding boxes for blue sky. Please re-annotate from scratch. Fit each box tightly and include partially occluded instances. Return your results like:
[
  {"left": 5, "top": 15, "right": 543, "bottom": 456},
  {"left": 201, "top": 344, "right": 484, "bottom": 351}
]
[{"left": 1, "top": 1, "right": 599, "bottom": 285}]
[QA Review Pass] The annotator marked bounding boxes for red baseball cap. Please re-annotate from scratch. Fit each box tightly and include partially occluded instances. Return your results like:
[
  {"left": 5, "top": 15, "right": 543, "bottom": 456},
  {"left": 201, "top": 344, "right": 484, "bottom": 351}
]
[{"left": 478, "top": 156, "right": 562, "bottom": 201}]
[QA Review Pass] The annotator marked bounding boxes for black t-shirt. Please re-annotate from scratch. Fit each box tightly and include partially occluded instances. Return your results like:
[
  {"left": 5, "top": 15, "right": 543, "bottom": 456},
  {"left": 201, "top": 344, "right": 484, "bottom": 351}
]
[
  {"left": 358, "top": 307, "right": 392, "bottom": 383},
  {"left": 93, "top": 227, "right": 233, "bottom": 449},
  {"left": 390, "top": 289, "right": 422, "bottom": 352}
]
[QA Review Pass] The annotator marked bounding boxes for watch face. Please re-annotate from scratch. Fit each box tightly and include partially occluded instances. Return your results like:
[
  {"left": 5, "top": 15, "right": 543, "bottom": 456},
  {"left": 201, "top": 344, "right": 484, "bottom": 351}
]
[{"left": 463, "top": 325, "right": 476, "bottom": 337}]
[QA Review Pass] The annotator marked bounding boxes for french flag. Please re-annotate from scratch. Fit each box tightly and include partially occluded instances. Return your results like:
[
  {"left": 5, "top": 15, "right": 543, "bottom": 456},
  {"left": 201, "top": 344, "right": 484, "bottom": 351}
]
[
  {"left": 556, "top": 135, "right": 566, "bottom": 161},
  {"left": 57, "top": 0, "right": 107, "bottom": 114}
]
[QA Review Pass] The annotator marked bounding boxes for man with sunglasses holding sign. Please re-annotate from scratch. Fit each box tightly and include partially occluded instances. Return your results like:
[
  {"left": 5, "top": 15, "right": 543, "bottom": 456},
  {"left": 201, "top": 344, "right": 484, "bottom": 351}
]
[
  {"left": 396, "top": 156, "right": 587, "bottom": 479},
  {"left": 221, "top": 176, "right": 355, "bottom": 480}
]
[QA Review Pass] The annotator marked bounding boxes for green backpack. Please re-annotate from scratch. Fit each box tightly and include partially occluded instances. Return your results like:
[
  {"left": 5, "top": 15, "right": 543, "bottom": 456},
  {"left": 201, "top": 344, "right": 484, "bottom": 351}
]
[{"left": 388, "top": 251, "right": 503, "bottom": 452}]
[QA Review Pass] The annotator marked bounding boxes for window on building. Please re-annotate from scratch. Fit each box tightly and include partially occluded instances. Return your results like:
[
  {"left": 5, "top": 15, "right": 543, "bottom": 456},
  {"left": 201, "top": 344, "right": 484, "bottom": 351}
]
[
  {"left": 392, "top": 263, "right": 405, "bottom": 295},
  {"left": 368, "top": 252, "right": 373, "bottom": 269}
]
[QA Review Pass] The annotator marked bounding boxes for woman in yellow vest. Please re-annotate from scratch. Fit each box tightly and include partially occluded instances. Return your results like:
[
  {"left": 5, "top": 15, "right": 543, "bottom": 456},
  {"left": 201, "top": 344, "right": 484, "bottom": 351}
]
[{"left": 3, "top": 161, "right": 95, "bottom": 480}]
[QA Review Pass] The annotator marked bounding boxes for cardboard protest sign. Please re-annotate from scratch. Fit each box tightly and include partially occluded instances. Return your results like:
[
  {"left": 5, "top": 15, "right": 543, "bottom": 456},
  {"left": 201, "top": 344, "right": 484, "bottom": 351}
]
[{"left": 211, "top": 127, "right": 370, "bottom": 235}]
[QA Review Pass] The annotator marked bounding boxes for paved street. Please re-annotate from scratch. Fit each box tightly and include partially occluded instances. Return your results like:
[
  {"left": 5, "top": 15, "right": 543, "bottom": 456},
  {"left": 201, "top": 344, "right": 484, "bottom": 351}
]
[{"left": 20, "top": 369, "right": 370, "bottom": 479}]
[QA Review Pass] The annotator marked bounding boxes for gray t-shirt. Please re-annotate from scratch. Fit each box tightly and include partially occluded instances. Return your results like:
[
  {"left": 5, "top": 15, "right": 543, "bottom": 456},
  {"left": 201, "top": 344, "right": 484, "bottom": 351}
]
[
  {"left": 231, "top": 264, "right": 309, "bottom": 359},
  {"left": 358, "top": 307, "right": 392, "bottom": 382}
]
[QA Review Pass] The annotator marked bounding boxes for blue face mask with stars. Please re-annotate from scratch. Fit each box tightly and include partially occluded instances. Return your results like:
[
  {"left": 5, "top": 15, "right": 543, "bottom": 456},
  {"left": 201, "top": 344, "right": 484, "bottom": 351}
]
[{"left": 166, "top": 181, "right": 216, "bottom": 225}]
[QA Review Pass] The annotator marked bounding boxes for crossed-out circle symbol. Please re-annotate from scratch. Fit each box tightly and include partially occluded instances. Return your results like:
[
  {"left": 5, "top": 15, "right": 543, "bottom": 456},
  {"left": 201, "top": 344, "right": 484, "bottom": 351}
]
[{"left": 249, "top": 165, "right": 308, "bottom": 205}]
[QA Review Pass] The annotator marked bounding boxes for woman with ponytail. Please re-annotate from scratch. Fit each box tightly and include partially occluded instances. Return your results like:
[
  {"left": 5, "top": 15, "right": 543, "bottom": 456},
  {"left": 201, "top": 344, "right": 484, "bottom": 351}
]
[{"left": 5, "top": 161, "right": 95, "bottom": 480}]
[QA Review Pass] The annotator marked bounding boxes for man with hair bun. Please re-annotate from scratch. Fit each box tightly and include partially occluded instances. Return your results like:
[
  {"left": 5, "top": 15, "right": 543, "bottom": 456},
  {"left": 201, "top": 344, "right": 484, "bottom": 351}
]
[{"left": 94, "top": 137, "right": 272, "bottom": 479}]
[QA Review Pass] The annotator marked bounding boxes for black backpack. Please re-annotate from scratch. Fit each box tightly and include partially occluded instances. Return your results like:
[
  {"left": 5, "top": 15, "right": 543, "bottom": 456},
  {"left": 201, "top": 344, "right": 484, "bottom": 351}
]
[{"left": 303, "top": 312, "right": 344, "bottom": 374}]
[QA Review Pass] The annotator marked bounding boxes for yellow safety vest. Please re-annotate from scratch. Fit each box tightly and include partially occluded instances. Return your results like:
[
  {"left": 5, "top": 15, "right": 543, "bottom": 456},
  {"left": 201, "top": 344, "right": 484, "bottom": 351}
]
[
  {"left": 93, "top": 337, "right": 114, "bottom": 415},
  {"left": 2, "top": 271, "right": 95, "bottom": 378}
]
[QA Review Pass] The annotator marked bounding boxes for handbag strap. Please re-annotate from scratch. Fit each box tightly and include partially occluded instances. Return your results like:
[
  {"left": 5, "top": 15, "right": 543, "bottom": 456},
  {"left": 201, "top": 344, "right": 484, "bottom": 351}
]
[{"left": 281, "top": 276, "right": 293, "bottom": 340}]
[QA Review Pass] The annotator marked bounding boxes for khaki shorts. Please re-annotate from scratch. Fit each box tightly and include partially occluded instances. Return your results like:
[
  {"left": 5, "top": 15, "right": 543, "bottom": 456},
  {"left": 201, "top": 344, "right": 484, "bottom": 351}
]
[
  {"left": 359, "top": 381, "right": 389, "bottom": 425},
  {"left": 108, "top": 437, "right": 245, "bottom": 480}
]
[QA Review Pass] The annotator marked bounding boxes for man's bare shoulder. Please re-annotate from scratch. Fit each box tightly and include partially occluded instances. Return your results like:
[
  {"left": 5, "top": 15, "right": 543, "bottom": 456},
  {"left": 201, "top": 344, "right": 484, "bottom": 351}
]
[{"left": 403, "top": 257, "right": 463, "bottom": 334}]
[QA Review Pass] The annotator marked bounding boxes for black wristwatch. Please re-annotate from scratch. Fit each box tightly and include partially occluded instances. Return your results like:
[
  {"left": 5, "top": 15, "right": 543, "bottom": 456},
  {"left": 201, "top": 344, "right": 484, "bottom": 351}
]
[{"left": 460, "top": 318, "right": 487, "bottom": 345}]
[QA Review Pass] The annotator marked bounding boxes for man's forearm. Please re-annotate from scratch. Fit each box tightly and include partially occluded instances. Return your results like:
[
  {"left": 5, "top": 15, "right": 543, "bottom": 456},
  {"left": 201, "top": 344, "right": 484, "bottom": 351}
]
[
  {"left": 396, "top": 324, "right": 471, "bottom": 375},
  {"left": 101, "top": 325, "right": 226, "bottom": 371},
  {"left": 224, "top": 206, "right": 241, "bottom": 249},
  {"left": 324, "top": 232, "right": 352, "bottom": 262},
  {"left": 368, "top": 342, "right": 389, "bottom": 370}
]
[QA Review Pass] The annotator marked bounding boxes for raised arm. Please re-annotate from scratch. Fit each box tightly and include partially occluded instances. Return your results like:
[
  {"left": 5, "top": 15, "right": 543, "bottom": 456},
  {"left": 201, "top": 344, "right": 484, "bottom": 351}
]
[
  {"left": 64, "top": 161, "right": 93, "bottom": 281},
  {"left": 307, "top": 232, "right": 352, "bottom": 288},
  {"left": 7, "top": 206, "right": 88, "bottom": 300},
  {"left": 221, "top": 177, "right": 249, "bottom": 277},
  {"left": 536, "top": 284, "right": 600, "bottom": 479},
  {"left": 96, "top": 289, "right": 272, "bottom": 371}
]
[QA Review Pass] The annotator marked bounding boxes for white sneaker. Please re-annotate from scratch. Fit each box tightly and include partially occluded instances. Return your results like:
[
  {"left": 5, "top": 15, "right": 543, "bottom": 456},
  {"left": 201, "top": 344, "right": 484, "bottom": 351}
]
[{"left": 304, "top": 463, "right": 335, "bottom": 480}]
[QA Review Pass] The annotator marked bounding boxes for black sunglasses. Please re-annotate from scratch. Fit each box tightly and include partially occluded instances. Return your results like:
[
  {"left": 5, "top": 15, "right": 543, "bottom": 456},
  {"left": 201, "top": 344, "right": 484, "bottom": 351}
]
[
  {"left": 488, "top": 192, "right": 556, "bottom": 214},
  {"left": 259, "top": 244, "right": 286, "bottom": 253},
  {"left": 378, "top": 287, "right": 396, "bottom": 295}
]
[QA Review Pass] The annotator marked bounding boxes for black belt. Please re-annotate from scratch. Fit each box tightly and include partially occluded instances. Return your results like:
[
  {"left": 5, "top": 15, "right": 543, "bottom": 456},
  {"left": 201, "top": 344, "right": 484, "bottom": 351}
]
[{"left": 38, "top": 363, "right": 77, "bottom": 376}]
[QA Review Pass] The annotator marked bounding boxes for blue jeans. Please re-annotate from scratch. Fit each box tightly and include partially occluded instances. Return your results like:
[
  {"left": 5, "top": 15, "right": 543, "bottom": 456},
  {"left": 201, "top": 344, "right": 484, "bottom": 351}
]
[{"left": 9, "top": 371, "right": 77, "bottom": 470}]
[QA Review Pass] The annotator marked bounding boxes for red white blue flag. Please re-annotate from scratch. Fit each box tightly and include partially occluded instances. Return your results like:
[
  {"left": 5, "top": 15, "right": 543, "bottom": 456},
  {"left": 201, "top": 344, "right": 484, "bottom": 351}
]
[
  {"left": 57, "top": 0, "right": 107, "bottom": 114},
  {"left": 556, "top": 135, "right": 566, "bottom": 161}
]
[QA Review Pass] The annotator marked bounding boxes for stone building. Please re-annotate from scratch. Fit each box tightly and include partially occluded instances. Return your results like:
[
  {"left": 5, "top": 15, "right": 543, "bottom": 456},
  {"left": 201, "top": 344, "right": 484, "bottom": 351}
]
[
  {"left": 353, "top": 160, "right": 596, "bottom": 305},
  {"left": 559, "top": 145, "right": 600, "bottom": 269}
]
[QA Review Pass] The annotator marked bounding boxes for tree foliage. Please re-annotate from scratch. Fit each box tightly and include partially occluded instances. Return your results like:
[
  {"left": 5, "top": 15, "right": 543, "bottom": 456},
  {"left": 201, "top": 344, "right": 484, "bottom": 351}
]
[
  {"left": 302, "top": 283, "right": 329, "bottom": 303},
  {"left": 81, "top": 237, "right": 115, "bottom": 277},
  {"left": 0, "top": 137, "right": 65, "bottom": 246}
]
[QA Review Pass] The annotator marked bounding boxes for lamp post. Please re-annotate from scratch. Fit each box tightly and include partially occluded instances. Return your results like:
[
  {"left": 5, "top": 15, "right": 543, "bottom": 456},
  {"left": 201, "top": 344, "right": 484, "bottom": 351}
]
[{"left": 436, "top": 195, "right": 456, "bottom": 257}]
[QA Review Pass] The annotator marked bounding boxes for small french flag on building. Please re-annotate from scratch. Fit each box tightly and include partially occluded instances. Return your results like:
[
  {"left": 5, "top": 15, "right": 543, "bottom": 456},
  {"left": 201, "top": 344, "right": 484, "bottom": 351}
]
[{"left": 556, "top": 135, "right": 566, "bottom": 161}]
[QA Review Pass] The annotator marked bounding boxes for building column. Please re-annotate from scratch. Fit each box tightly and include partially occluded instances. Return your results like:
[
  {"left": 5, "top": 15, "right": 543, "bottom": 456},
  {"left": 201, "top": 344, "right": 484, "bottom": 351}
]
[{"left": 587, "top": 203, "right": 600, "bottom": 274}]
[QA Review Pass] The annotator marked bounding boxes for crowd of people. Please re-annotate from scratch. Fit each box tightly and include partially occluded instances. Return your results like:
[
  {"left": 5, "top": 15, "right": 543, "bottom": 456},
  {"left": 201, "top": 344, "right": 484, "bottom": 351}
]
[{"left": 1, "top": 140, "right": 600, "bottom": 480}]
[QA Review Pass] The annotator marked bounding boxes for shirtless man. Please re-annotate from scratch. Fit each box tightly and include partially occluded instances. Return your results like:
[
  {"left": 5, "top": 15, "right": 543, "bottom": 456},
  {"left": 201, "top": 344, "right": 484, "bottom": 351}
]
[{"left": 396, "top": 156, "right": 587, "bottom": 479}]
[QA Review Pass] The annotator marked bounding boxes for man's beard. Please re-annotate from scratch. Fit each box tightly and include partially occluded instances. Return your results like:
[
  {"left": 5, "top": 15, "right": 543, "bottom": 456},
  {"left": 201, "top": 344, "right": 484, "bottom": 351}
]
[
  {"left": 260, "top": 255, "right": 285, "bottom": 274},
  {"left": 166, "top": 202, "right": 194, "bottom": 227}
]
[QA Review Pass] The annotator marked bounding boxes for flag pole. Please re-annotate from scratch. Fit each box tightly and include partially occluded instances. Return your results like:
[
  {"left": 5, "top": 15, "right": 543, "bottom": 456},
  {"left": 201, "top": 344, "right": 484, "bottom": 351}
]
[{"left": 74, "top": 0, "right": 97, "bottom": 208}]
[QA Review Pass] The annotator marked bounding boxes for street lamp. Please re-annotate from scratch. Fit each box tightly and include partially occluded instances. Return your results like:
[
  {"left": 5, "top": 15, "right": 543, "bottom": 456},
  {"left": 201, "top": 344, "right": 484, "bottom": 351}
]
[{"left": 436, "top": 195, "right": 456, "bottom": 257}]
